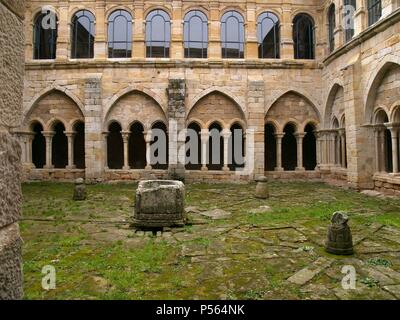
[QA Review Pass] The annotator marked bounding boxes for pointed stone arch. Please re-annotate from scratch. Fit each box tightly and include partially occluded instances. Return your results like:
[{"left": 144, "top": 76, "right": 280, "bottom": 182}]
[
  {"left": 324, "top": 82, "right": 344, "bottom": 128},
  {"left": 365, "top": 55, "right": 400, "bottom": 123},
  {"left": 188, "top": 87, "right": 247, "bottom": 120}
]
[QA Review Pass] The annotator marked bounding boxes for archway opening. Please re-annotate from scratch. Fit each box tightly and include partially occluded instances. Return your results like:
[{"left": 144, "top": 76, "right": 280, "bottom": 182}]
[
  {"left": 32, "top": 122, "right": 45, "bottom": 168},
  {"left": 303, "top": 124, "right": 317, "bottom": 170},
  {"left": 108, "top": 122, "right": 123, "bottom": 169},
  {"left": 52, "top": 122, "right": 68, "bottom": 168},
  {"left": 208, "top": 122, "right": 223, "bottom": 171},
  {"left": 229, "top": 123, "right": 245, "bottom": 171},
  {"left": 151, "top": 122, "right": 168, "bottom": 170},
  {"left": 264, "top": 123, "right": 276, "bottom": 171},
  {"left": 73, "top": 121, "right": 85, "bottom": 169},
  {"left": 129, "top": 122, "right": 146, "bottom": 169},
  {"left": 186, "top": 122, "right": 201, "bottom": 170},
  {"left": 282, "top": 123, "right": 297, "bottom": 171}
]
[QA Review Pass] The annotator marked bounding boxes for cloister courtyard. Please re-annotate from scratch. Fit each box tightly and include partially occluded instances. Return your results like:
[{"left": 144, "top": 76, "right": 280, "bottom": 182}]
[{"left": 21, "top": 181, "right": 400, "bottom": 300}]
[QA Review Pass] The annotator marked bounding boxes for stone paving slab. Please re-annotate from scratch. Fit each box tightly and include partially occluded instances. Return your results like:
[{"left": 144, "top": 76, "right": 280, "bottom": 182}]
[{"left": 287, "top": 257, "right": 334, "bottom": 285}]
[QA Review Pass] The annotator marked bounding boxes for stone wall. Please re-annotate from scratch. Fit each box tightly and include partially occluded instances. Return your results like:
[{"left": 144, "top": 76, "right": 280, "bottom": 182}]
[{"left": 0, "top": 0, "right": 24, "bottom": 300}]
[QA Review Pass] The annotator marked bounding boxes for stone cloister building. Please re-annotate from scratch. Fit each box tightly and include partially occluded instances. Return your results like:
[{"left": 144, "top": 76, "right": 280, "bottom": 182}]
[{"left": 16, "top": 0, "right": 400, "bottom": 194}]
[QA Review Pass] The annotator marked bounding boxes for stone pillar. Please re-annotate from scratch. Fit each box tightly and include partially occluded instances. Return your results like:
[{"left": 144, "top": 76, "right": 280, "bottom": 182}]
[
  {"left": 94, "top": 1, "right": 107, "bottom": 60},
  {"left": 133, "top": 1, "right": 145, "bottom": 59},
  {"left": 245, "top": 3, "right": 258, "bottom": 60},
  {"left": 56, "top": 3, "right": 69, "bottom": 60},
  {"left": 209, "top": 3, "right": 221, "bottom": 60},
  {"left": 84, "top": 75, "right": 103, "bottom": 181},
  {"left": 387, "top": 125, "right": 399, "bottom": 174},
  {"left": 380, "top": 129, "right": 386, "bottom": 172},
  {"left": 222, "top": 129, "right": 231, "bottom": 171},
  {"left": 168, "top": 79, "right": 186, "bottom": 180},
  {"left": 281, "top": 5, "right": 294, "bottom": 59},
  {"left": 200, "top": 129, "right": 209, "bottom": 171},
  {"left": 354, "top": 0, "right": 366, "bottom": 36},
  {"left": 26, "top": 133, "right": 34, "bottom": 167},
  {"left": 339, "top": 129, "right": 346, "bottom": 168},
  {"left": 295, "top": 133, "right": 305, "bottom": 171},
  {"left": 65, "top": 131, "right": 76, "bottom": 169},
  {"left": 275, "top": 133, "right": 284, "bottom": 171},
  {"left": 0, "top": 0, "right": 24, "bottom": 300},
  {"left": 171, "top": 1, "right": 183, "bottom": 60},
  {"left": 247, "top": 81, "right": 265, "bottom": 177},
  {"left": 374, "top": 127, "right": 381, "bottom": 172},
  {"left": 145, "top": 130, "right": 152, "bottom": 170},
  {"left": 102, "top": 132, "right": 109, "bottom": 170},
  {"left": 121, "top": 131, "right": 130, "bottom": 170},
  {"left": 315, "top": 131, "right": 322, "bottom": 167},
  {"left": 43, "top": 131, "right": 54, "bottom": 169}
]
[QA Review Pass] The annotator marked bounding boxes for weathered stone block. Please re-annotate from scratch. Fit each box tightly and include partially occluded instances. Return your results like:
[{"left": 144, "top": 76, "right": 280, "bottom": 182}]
[{"left": 133, "top": 180, "right": 186, "bottom": 228}]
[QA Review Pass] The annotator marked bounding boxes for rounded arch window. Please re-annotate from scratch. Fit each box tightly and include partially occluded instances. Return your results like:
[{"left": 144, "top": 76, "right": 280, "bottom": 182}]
[{"left": 257, "top": 12, "right": 280, "bottom": 59}]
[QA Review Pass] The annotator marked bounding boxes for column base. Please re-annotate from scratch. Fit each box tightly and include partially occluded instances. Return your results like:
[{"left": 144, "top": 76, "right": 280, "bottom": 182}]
[
  {"left": 201, "top": 166, "right": 208, "bottom": 171},
  {"left": 274, "top": 167, "right": 284, "bottom": 172},
  {"left": 222, "top": 166, "right": 230, "bottom": 172},
  {"left": 66, "top": 165, "right": 76, "bottom": 170},
  {"left": 145, "top": 166, "right": 152, "bottom": 170},
  {"left": 295, "top": 167, "right": 305, "bottom": 172},
  {"left": 123, "top": 166, "right": 131, "bottom": 171},
  {"left": 44, "top": 165, "right": 54, "bottom": 169}
]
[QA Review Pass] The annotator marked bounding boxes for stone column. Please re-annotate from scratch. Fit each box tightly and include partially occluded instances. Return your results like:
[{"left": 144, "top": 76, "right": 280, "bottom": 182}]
[
  {"left": 315, "top": 131, "right": 321, "bottom": 168},
  {"left": 121, "top": 131, "right": 130, "bottom": 170},
  {"left": 145, "top": 130, "right": 153, "bottom": 170},
  {"left": 374, "top": 127, "right": 381, "bottom": 172},
  {"left": 275, "top": 133, "right": 284, "bottom": 171},
  {"left": 209, "top": 3, "right": 221, "bottom": 60},
  {"left": 0, "top": 0, "right": 24, "bottom": 299},
  {"left": 26, "top": 133, "right": 35, "bottom": 167},
  {"left": 133, "top": 1, "right": 145, "bottom": 59},
  {"left": 200, "top": 129, "right": 209, "bottom": 171},
  {"left": 102, "top": 132, "right": 109, "bottom": 170},
  {"left": 222, "top": 129, "right": 231, "bottom": 171},
  {"left": 387, "top": 125, "right": 399, "bottom": 174},
  {"left": 43, "top": 131, "right": 54, "bottom": 169},
  {"left": 339, "top": 129, "right": 346, "bottom": 168},
  {"left": 380, "top": 129, "right": 387, "bottom": 172},
  {"left": 65, "top": 131, "right": 76, "bottom": 169},
  {"left": 295, "top": 133, "right": 305, "bottom": 171}
]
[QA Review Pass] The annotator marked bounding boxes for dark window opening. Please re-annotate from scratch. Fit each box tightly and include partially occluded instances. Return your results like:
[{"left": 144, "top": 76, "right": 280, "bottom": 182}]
[
  {"left": 221, "top": 11, "right": 245, "bottom": 59},
  {"left": 52, "top": 122, "right": 68, "bottom": 168},
  {"left": 344, "top": 0, "right": 356, "bottom": 42},
  {"left": 368, "top": 0, "right": 382, "bottom": 26},
  {"left": 328, "top": 5, "right": 336, "bottom": 53},
  {"left": 229, "top": 124, "right": 245, "bottom": 171},
  {"left": 151, "top": 122, "right": 168, "bottom": 170},
  {"left": 146, "top": 10, "right": 171, "bottom": 58},
  {"left": 73, "top": 122, "right": 85, "bottom": 169},
  {"left": 129, "top": 122, "right": 146, "bottom": 169},
  {"left": 282, "top": 124, "right": 297, "bottom": 171},
  {"left": 293, "top": 13, "right": 315, "bottom": 59},
  {"left": 32, "top": 123, "right": 46, "bottom": 168},
  {"left": 264, "top": 123, "right": 277, "bottom": 171},
  {"left": 185, "top": 123, "right": 201, "bottom": 170},
  {"left": 71, "top": 10, "right": 95, "bottom": 59},
  {"left": 108, "top": 10, "right": 133, "bottom": 58},
  {"left": 208, "top": 122, "right": 223, "bottom": 170},
  {"left": 303, "top": 124, "right": 317, "bottom": 170},
  {"left": 33, "top": 12, "right": 58, "bottom": 59},
  {"left": 107, "top": 122, "right": 123, "bottom": 169},
  {"left": 257, "top": 12, "right": 280, "bottom": 59}
]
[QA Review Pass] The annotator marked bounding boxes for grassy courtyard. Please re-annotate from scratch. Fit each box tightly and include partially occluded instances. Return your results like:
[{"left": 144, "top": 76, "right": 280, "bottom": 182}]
[{"left": 21, "top": 181, "right": 400, "bottom": 300}]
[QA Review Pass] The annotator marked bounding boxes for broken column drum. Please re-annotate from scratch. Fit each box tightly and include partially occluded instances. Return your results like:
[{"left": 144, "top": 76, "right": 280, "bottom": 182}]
[
  {"left": 133, "top": 180, "right": 186, "bottom": 228},
  {"left": 325, "top": 211, "right": 354, "bottom": 255},
  {"left": 255, "top": 176, "right": 269, "bottom": 199}
]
